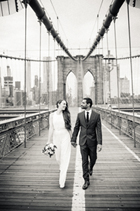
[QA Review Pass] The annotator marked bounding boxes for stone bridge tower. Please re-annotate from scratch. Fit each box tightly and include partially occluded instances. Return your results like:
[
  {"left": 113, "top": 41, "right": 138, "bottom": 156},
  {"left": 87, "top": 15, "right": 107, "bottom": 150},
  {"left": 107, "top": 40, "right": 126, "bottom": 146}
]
[{"left": 56, "top": 55, "right": 103, "bottom": 106}]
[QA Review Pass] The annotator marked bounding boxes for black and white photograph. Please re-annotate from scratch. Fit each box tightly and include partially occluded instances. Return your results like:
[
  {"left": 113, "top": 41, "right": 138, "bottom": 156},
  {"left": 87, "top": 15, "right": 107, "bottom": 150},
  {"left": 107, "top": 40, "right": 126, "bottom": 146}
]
[{"left": 0, "top": 0, "right": 140, "bottom": 210}]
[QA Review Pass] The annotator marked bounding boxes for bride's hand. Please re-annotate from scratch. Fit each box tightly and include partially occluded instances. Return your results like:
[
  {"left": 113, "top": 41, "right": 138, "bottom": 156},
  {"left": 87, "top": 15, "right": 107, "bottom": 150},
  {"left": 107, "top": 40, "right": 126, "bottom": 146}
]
[
  {"left": 69, "top": 130, "right": 72, "bottom": 138},
  {"left": 71, "top": 142, "right": 77, "bottom": 148}
]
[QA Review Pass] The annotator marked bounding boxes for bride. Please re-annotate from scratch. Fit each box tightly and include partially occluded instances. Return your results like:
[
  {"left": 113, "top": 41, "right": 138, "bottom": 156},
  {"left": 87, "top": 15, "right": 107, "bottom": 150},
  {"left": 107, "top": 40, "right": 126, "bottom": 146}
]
[{"left": 47, "top": 99, "right": 72, "bottom": 188}]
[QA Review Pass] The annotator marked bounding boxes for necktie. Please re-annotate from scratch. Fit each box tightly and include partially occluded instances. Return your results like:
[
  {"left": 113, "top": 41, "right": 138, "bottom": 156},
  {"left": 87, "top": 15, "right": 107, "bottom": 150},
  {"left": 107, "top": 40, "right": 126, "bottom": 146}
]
[{"left": 87, "top": 112, "right": 89, "bottom": 122}]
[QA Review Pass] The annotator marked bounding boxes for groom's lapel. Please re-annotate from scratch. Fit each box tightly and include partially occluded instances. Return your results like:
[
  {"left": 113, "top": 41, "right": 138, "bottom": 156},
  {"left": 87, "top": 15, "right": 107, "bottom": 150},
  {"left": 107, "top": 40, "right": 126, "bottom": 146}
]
[
  {"left": 90, "top": 110, "right": 94, "bottom": 122},
  {"left": 81, "top": 111, "right": 86, "bottom": 125}
]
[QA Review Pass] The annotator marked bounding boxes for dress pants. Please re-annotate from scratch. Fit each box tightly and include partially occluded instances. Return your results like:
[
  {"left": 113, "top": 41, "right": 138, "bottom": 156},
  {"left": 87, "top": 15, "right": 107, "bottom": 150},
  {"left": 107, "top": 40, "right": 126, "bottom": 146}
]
[{"left": 80, "top": 140, "right": 97, "bottom": 181}]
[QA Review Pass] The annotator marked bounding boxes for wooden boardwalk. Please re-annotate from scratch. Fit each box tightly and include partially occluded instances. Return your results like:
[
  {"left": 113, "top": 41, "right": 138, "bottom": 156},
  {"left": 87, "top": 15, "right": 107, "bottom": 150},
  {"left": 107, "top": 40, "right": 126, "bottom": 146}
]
[{"left": 0, "top": 107, "right": 140, "bottom": 211}]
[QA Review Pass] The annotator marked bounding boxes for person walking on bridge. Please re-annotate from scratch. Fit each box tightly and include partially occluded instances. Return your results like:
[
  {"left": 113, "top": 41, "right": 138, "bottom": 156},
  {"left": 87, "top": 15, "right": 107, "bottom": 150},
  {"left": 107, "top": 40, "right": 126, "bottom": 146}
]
[
  {"left": 47, "top": 99, "right": 72, "bottom": 189},
  {"left": 71, "top": 97, "right": 102, "bottom": 190}
]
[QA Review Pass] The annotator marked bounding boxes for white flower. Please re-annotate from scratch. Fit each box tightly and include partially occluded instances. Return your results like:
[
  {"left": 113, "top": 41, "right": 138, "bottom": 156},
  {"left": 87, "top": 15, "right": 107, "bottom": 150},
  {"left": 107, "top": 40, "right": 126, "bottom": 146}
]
[{"left": 42, "top": 143, "right": 57, "bottom": 157}]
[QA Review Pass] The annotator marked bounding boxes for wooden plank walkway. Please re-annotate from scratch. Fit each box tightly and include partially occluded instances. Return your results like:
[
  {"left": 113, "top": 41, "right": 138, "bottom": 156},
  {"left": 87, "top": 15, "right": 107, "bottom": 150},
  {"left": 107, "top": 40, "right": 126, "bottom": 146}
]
[{"left": 0, "top": 107, "right": 140, "bottom": 211}]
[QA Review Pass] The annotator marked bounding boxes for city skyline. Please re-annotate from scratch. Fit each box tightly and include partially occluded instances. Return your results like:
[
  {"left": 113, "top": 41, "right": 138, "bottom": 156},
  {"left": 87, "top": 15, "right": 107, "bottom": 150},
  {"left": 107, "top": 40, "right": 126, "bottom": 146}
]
[
  {"left": 0, "top": 59, "right": 135, "bottom": 95},
  {"left": 0, "top": 0, "right": 140, "bottom": 104}
]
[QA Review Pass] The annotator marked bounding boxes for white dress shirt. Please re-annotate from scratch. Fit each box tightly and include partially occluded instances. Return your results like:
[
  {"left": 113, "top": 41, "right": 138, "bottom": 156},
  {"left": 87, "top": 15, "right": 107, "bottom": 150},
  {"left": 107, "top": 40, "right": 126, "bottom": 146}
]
[{"left": 85, "top": 109, "right": 92, "bottom": 121}]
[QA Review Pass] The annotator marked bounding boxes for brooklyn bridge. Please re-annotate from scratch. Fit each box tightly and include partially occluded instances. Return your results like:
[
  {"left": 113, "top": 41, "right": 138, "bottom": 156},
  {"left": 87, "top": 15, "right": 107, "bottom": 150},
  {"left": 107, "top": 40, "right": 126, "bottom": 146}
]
[{"left": 0, "top": 0, "right": 140, "bottom": 210}]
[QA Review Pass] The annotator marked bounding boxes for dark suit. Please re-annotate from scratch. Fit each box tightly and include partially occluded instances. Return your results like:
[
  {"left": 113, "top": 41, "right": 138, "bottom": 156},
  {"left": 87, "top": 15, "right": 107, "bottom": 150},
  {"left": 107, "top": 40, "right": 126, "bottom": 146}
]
[{"left": 71, "top": 109, "right": 102, "bottom": 181}]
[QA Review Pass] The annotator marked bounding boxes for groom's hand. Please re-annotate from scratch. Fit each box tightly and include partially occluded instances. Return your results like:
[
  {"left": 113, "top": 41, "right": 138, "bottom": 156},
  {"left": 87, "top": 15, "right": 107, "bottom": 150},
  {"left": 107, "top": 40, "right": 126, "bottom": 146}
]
[
  {"left": 71, "top": 142, "right": 77, "bottom": 148},
  {"left": 97, "top": 144, "right": 102, "bottom": 152}
]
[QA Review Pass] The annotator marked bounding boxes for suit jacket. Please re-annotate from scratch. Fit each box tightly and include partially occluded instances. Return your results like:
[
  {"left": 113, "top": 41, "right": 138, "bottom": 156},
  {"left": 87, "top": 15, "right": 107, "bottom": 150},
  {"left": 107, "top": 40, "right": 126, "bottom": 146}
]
[{"left": 71, "top": 109, "right": 102, "bottom": 146}]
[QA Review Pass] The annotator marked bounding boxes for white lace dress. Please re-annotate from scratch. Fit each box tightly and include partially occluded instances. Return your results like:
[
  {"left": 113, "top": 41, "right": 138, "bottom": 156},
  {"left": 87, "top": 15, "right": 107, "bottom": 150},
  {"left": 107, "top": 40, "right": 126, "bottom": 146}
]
[{"left": 52, "top": 111, "right": 71, "bottom": 188}]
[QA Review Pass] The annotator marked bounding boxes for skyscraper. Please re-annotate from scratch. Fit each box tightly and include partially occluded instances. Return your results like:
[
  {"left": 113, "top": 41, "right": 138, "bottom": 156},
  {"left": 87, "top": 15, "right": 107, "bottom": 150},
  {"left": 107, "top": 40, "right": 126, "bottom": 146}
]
[
  {"left": 26, "top": 60, "right": 31, "bottom": 100},
  {"left": 0, "top": 68, "right": 2, "bottom": 106},
  {"left": 42, "top": 57, "right": 51, "bottom": 94},
  {"left": 4, "top": 66, "right": 13, "bottom": 96},
  {"left": 7, "top": 65, "right": 11, "bottom": 76},
  {"left": 35, "top": 75, "right": 38, "bottom": 87},
  {"left": 14, "top": 90, "right": 22, "bottom": 106},
  {"left": 4, "top": 76, "right": 13, "bottom": 97},
  {"left": 15, "top": 81, "right": 21, "bottom": 90},
  {"left": 120, "top": 76, "right": 130, "bottom": 95}
]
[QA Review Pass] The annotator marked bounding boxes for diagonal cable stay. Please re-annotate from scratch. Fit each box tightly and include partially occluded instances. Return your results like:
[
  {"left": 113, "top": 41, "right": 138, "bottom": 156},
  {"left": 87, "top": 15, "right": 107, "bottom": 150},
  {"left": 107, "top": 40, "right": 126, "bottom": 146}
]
[
  {"left": 22, "top": 0, "right": 77, "bottom": 61},
  {"left": 21, "top": 0, "right": 125, "bottom": 61}
]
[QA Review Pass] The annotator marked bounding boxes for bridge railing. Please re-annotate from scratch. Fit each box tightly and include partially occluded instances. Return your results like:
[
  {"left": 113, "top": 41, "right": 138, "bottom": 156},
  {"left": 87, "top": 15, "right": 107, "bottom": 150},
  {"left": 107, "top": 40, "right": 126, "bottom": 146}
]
[
  {"left": 93, "top": 106, "right": 140, "bottom": 145},
  {"left": 0, "top": 109, "right": 55, "bottom": 158}
]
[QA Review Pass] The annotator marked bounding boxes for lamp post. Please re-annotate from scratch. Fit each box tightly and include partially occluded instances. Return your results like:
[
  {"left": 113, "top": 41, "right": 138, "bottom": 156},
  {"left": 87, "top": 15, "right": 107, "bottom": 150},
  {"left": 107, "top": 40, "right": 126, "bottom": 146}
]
[
  {"left": 104, "top": 50, "right": 116, "bottom": 128},
  {"left": 104, "top": 50, "right": 115, "bottom": 106}
]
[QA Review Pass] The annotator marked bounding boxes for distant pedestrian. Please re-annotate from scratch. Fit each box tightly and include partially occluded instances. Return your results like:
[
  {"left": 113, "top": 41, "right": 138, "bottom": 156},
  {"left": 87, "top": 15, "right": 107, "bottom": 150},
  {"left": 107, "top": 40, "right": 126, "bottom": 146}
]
[
  {"left": 71, "top": 97, "right": 102, "bottom": 190},
  {"left": 108, "top": 104, "right": 112, "bottom": 109}
]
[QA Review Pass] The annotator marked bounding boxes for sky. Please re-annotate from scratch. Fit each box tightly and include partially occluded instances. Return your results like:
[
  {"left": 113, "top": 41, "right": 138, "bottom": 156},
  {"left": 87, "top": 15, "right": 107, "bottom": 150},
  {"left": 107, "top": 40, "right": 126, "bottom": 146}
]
[
  {"left": 0, "top": 0, "right": 140, "bottom": 58},
  {"left": 0, "top": 0, "right": 140, "bottom": 96}
]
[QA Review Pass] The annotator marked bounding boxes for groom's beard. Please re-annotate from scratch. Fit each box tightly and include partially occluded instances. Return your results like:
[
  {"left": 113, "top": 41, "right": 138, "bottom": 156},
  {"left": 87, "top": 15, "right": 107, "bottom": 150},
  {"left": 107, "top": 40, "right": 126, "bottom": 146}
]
[{"left": 81, "top": 105, "right": 87, "bottom": 110}]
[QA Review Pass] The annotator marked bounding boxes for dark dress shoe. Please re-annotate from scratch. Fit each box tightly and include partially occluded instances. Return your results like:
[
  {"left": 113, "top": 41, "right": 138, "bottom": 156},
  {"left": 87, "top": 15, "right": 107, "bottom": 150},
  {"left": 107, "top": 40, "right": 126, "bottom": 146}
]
[
  {"left": 82, "top": 181, "right": 90, "bottom": 190},
  {"left": 89, "top": 169, "right": 93, "bottom": 176}
]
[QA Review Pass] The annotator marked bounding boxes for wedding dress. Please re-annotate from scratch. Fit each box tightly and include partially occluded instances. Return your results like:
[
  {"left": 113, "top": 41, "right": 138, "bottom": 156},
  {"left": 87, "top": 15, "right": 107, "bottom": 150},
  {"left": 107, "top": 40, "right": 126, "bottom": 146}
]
[{"left": 52, "top": 111, "right": 71, "bottom": 188}]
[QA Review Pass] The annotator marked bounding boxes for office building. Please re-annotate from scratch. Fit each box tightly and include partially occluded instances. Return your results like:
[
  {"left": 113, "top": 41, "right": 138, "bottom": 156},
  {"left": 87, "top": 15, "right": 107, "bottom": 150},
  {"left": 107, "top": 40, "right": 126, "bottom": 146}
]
[
  {"left": 4, "top": 76, "right": 13, "bottom": 97},
  {"left": 15, "top": 81, "right": 21, "bottom": 90},
  {"left": 42, "top": 57, "right": 51, "bottom": 94},
  {"left": 26, "top": 60, "right": 31, "bottom": 99},
  {"left": 35, "top": 75, "right": 38, "bottom": 87},
  {"left": 7, "top": 65, "right": 11, "bottom": 76},
  {"left": 0, "top": 68, "right": 2, "bottom": 106},
  {"left": 120, "top": 76, "right": 130, "bottom": 94},
  {"left": 14, "top": 89, "right": 22, "bottom": 106}
]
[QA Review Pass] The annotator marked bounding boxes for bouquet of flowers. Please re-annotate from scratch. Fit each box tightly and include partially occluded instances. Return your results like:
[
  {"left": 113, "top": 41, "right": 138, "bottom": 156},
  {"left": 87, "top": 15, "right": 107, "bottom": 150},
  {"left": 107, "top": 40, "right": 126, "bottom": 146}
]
[{"left": 42, "top": 143, "right": 57, "bottom": 157}]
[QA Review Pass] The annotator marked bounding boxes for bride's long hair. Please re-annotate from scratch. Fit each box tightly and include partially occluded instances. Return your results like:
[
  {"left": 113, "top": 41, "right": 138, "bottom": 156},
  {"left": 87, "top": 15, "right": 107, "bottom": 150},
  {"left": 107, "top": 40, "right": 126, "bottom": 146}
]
[{"left": 56, "top": 99, "right": 71, "bottom": 131}]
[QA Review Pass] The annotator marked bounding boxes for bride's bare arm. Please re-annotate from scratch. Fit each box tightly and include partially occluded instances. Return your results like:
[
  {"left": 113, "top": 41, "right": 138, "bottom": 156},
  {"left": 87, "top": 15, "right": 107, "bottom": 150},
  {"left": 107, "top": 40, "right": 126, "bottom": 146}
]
[{"left": 47, "top": 113, "right": 54, "bottom": 144}]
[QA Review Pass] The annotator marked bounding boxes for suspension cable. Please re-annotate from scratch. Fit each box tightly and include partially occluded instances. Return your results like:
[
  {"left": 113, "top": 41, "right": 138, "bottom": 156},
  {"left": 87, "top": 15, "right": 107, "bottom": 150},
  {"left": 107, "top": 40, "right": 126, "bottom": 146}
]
[
  {"left": 48, "top": 32, "right": 50, "bottom": 109},
  {"left": 126, "top": 2, "right": 136, "bottom": 147},
  {"left": 24, "top": 0, "right": 27, "bottom": 148},
  {"left": 25, "top": 0, "right": 76, "bottom": 61},
  {"left": 83, "top": 0, "right": 125, "bottom": 61},
  {"left": 38, "top": 20, "right": 42, "bottom": 136},
  {"left": 88, "top": 0, "right": 104, "bottom": 44},
  {"left": 113, "top": 16, "right": 121, "bottom": 134},
  {"left": 53, "top": 38, "right": 56, "bottom": 104},
  {"left": 106, "top": 29, "right": 111, "bottom": 102},
  {"left": 0, "top": 54, "right": 56, "bottom": 62},
  {"left": 49, "top": 0, "right": 57, "bottom": 16}
]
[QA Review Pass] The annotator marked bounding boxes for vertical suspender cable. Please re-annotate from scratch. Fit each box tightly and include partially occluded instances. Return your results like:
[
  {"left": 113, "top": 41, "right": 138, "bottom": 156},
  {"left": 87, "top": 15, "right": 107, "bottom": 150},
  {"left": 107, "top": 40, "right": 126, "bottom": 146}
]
[
  {"left": 24, "top": 0, "right": 27, "bottom": 148},
  {"left": 106, "top": 30, "right": 111, "bottom": 101},
  {"left": 102, "top": 37, "right": 104, "bottom": 104},
  {"left": 102, "top": 37, "right": 104, "bottom": 56},
  {"left": 126, "top": 3, "right": 136, "bottom": 147},
  {"left": 106, "top": 29, "right": 109, "bottom": 60},
  {"left": 48, "top": 31, "right": 50, "bottom": 108},
  {"left": 106, "top": 29, "right": 112, "bottom": 128},
  {"left": 53, "top": 39, "right": 56, "bottom": 106},
  {"left": 57, "top": 17, "right": 59, "bottom": 98},
  {"left": 113, "top": 17, "right": 121, "bottom": 134},
  {"left": 57, "top": 17, "right": 59, "bottom": 57},
  {"left": 97, "top": 14, "right": 99, "bottom": 55},
  {"left": 0, "top": 58, "right": 1, "bottom": 107},
  {"left": 102, "top": 37, "right": 104, "bottom": 105},
  {"left": 38, "top": 20, "right": 42, "bottom": 136}
]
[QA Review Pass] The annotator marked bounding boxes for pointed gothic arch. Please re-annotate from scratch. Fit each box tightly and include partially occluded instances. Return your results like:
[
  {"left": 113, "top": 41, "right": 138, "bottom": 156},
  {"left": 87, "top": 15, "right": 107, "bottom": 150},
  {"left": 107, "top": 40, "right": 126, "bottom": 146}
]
[
  {"left": 66, "top": 71, "right": 77, "bottom": 106},
  {"left": 56, "top": 55, "right": 103, "bottom": 106},
  {"left": 83, "top": 71, "right": 95, "bottom": 104}
]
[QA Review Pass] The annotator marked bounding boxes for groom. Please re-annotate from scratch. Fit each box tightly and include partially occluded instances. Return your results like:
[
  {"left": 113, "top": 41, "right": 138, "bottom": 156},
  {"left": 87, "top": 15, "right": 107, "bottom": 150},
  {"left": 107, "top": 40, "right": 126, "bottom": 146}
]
[{"left": 71, "top": 97, "right": 102, "bottom": 190}]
